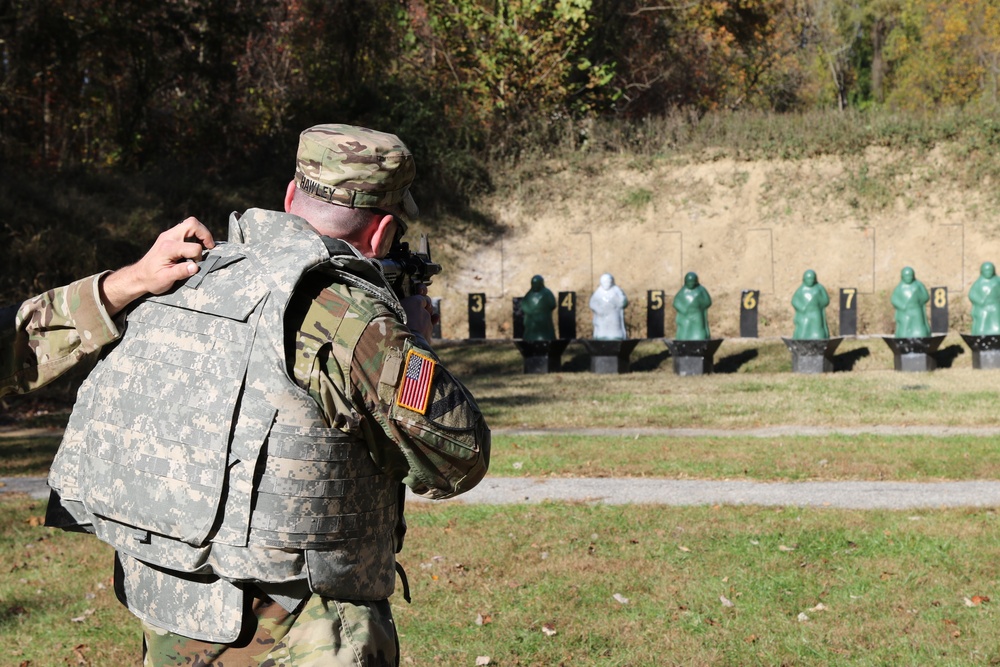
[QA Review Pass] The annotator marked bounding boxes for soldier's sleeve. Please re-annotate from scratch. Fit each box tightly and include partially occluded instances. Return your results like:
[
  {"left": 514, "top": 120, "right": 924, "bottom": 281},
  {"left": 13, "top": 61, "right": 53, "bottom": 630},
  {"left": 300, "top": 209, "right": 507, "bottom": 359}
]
[
  {"left": 0, "top": 273, "right": 121, "bottom": 397},
  {"left": 350, "top": 314, "right": 490, "bottom": 500}
]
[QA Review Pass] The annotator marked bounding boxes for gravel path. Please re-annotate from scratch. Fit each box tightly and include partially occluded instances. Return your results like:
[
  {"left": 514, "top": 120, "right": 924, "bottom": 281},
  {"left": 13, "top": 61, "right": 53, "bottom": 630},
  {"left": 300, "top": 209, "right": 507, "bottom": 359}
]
[
  {"left": 498, "top": 426, "right": 1000, "bottom": 438},
  {"left": 5, "top": 426, "right": 1000, "bottom": 509},
  {"left": 6, "top": 476, "right": 1000, "bottom": 510},
  {"left": 407, "top": 477, "right": 1000, "bottom": 509}
]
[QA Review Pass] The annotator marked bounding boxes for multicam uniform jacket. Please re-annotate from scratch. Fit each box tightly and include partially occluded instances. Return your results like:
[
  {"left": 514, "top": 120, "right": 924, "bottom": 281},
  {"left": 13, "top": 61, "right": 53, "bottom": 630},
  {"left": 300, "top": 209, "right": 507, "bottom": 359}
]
[
  {"left": 46, "top": 209, "right": 490, "bottom": 649},
  {"left": 1, "top": 274, "right": 120, "bottom": 398}
]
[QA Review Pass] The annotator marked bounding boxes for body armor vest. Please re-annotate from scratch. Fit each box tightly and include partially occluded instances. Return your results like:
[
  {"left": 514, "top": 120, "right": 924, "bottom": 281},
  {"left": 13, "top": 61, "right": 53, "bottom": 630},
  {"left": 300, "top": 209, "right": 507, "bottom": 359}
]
[{"left": 48, "top": 210, "right": 401, "bottom": 642}]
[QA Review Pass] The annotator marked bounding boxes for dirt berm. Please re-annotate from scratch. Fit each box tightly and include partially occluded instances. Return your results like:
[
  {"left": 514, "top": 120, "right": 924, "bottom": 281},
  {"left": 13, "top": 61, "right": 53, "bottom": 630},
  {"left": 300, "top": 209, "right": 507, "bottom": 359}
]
[{"left": 423, "top": 147, "right": 998, "bottom": 341}]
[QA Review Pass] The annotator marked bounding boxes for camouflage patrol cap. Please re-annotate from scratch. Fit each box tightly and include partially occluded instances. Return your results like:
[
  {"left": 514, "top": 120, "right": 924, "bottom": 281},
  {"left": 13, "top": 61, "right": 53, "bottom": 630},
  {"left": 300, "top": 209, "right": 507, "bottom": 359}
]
[{"left": 295, "top": 124, "right": 419, "bottom": 220}]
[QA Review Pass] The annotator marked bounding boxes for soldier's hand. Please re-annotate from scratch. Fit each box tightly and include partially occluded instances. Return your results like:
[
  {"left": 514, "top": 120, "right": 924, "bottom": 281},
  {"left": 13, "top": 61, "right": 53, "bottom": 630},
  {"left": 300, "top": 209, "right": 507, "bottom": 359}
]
[
  {"left": 134, "top": 217, "right": 216, "bottom": 295},
  {"left": 100, "top": 217, "right": 216, "bottom": 316},
  {"left": 401, "top": 284, "right": 437, "bottom": 344}
]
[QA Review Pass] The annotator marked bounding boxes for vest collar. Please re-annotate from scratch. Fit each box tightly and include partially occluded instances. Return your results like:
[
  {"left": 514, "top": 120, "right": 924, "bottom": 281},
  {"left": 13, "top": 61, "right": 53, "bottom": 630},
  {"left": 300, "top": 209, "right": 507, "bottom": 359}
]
[{"left": 228, "top": 208, "right": 315, "bottom": 245}]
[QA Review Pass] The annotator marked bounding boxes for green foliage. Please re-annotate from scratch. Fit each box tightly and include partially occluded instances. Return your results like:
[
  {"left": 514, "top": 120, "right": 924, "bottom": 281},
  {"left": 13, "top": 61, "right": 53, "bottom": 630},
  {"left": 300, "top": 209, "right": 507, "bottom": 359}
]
[
  {"left": 885, "top": 0, "right": 1000, "bottom": 110},
  {"left": 407, "top": 0, "right": 617, "bottom": 146}
]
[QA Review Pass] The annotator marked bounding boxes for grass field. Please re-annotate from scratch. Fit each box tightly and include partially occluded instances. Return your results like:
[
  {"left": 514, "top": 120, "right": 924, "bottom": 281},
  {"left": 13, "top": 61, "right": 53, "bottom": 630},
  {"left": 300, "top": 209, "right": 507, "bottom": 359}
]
[
  {"left": 444, "top": 336, "right": 1000, "bottom": 431},
  {"left": 2, "top": 337, "right": 1000, "bottom": 666}
]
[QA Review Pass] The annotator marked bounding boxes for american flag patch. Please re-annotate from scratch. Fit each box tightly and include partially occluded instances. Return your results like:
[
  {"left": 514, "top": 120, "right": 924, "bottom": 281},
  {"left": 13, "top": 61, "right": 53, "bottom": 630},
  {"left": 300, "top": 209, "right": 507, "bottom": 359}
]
[{"left": 396, "top": 349, "right": 436, "bottom": 414}]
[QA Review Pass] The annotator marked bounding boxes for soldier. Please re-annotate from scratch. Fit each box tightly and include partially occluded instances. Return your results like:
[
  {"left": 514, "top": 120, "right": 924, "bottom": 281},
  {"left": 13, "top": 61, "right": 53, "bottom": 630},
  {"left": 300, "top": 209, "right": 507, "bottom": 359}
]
[
  {"left": 1, "top": 217, "right": 215, "bottom": 397},
  {"left": 45, "top": 124, "right": 491, "bottom": 666}
]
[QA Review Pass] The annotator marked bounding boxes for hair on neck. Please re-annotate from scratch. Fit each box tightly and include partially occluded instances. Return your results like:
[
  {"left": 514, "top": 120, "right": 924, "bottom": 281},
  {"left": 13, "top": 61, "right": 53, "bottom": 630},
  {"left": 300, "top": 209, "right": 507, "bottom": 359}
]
[{"left": 289, "top": 186, "right": 379, "bottom": 241}]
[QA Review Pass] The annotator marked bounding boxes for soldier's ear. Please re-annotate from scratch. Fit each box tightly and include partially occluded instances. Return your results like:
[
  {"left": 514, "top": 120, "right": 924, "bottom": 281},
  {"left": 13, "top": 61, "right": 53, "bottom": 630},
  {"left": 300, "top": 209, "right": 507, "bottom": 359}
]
[
  {"left": 283, "top": 180, "right": 297, "bottom": 213},
  {"left": 369, "top": 214, "right": 397, "bottom": 259}
]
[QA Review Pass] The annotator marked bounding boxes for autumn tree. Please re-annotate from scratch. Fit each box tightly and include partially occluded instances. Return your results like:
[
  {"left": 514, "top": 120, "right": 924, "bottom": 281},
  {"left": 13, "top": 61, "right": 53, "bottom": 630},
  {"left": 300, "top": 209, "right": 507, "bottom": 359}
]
[
  {"left": 793, "top": 0, "right": 865, "bottom": 110},
  {"left": 404, "top": 0, "right": 615, "bottom": 139},
  {"left": 886, "top": 0, "right": 1000, "bottom": 109},
  {"left": 584, "top": 0, "right": 806, "bottom": 116}
]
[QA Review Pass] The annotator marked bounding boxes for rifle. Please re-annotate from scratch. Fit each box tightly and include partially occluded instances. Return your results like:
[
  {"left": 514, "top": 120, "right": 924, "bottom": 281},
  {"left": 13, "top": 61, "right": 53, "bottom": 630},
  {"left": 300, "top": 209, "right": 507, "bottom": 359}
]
[{"left": 380, "top": 234, "right": 442, "bottom": 300}]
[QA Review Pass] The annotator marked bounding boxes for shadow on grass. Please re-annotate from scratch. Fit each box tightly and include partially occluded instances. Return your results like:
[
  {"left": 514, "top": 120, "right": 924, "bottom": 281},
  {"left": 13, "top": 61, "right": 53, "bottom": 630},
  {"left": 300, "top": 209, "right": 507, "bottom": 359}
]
[
  {"left": 714, "top": 349, "right": 759, "bottom": 374},
  {"left": 0, "top": 597, "right": 34, "bottom": 629},
  {"left": 0, "top": 437, "right": 60, "bottom": 476},
  {"left": 833, "top": 346, "right": 871, "bottom": 372},
  {"left": 934, "top": 344, "right": 965, "bottom": 369},
  {"left": 560, "top": 345, "right": 590, "bottom": 373},
  {"left": 631, "top": 348, "right": 671, "bottom": 372},
  {"left": 435, "top": 341, "right": 523, "bottom": 377},
  {"left": 479, "top": 393, "right": 567, "bottom": 419},
  {"left": 557, "top": 341, "right": 671, "bottom": 374}
]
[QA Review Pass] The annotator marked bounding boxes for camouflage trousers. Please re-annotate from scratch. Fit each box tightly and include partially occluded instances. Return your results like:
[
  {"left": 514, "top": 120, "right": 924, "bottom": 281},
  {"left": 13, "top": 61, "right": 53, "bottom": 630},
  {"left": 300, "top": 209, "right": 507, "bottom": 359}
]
[{"left": 142, "top": 590, "right": 399, "bottom": 667}]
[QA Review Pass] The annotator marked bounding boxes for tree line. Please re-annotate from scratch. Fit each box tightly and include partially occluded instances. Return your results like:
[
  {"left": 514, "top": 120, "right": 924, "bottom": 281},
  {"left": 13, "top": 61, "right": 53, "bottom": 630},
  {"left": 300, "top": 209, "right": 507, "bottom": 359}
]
[{"left": 1, "top": 0, "right": 997, "bottom": 189}]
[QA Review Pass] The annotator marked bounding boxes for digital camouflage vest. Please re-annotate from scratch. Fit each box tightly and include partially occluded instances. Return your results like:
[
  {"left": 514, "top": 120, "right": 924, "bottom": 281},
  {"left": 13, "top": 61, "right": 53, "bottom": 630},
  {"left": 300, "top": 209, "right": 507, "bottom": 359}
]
[{"left": 48, "top": 209, "right": 402, "bottom": 642}]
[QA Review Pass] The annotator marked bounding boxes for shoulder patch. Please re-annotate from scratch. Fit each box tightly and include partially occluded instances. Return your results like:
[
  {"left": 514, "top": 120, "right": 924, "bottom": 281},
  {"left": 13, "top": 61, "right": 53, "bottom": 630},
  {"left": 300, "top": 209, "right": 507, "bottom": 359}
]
[{"left": 396, "top": 349, "right": 437, "bottom": 414}]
